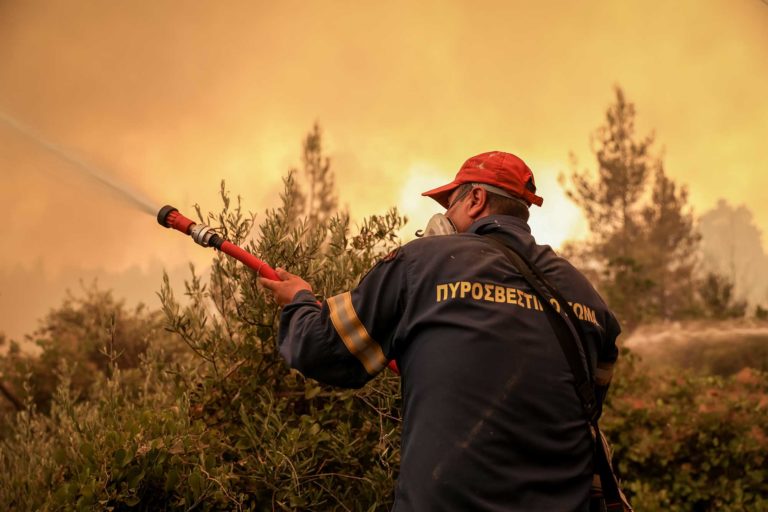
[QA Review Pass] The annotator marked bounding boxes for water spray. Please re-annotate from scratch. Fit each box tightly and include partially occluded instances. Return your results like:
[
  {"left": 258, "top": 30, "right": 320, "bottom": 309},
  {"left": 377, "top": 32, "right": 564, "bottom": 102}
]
[
  {"left": 156, "top": 205, "right": 280, "bottom": 281},
  {"left": 0, "top": 110, "right": 158, "bottom": 216},
  {"left": 2, "top": 109, "right": 290, "bottom": 282}
]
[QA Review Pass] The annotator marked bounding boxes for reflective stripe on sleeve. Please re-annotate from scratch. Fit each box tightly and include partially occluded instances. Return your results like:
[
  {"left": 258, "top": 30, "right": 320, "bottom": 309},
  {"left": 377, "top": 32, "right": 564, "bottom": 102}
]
[
  {"left": 595, "top": 361, "right": 614, "bottom": 386},
  {"left": 327, "top": 292, "right": 388, "bottom": 375}
]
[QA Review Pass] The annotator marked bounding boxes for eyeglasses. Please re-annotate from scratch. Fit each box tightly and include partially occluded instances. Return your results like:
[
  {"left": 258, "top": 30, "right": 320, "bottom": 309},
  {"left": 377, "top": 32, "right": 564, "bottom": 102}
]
[{"left": 446, "top": 186, "right": 473, "bottom": 210}]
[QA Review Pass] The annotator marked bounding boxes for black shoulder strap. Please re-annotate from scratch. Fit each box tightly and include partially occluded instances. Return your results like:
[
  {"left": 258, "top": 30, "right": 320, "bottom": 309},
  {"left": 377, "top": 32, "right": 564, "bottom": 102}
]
[
  {"left": 483, "top": 234, "right": 598, "bottom": 421},
  {"left": 482, "top": 233, "right": 631, "bottom": 511}
]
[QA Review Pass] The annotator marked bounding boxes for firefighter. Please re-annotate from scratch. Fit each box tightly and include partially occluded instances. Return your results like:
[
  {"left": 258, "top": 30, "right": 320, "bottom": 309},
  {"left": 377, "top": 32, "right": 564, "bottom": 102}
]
[{"left": 260, "top": 151, "right": 621, "bottom": 511}]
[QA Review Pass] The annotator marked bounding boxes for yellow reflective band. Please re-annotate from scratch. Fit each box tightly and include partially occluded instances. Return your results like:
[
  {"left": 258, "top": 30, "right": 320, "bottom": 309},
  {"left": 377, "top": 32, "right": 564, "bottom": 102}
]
[
  {"left": 327, "top": 292, "right": 388, "bottom": 375},
  {"left": 595, "top": 361, "right": 615, "bottom": 386}
]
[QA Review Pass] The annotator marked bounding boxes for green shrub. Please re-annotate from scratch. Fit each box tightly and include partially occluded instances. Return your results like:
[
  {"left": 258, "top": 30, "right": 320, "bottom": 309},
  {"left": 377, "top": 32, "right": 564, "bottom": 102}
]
[
  {"left": 0, "top": 345, "right": 231, "bottom": 511},
  {"left": 1, "top": 173, "right": 405, "bottom": 511},
  {"left": 0, "top": 284, "right": 182, "bottom": 416},
  {"left": 154, "top": 175, "right": 405, "bottom": 509},
  {"left": 605, "top": 351, "right": 768, "bottom": 511}
]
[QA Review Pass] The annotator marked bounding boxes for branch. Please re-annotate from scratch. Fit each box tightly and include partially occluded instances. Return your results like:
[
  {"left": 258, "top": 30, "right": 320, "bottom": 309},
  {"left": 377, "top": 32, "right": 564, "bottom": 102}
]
[{"left": 0, "top": 379, "right": 24, "bottom": 411}]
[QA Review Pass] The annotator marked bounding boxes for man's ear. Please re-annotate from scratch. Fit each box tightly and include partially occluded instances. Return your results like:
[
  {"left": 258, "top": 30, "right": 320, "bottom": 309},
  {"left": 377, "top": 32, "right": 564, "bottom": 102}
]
[{"left": 466, "top": 187, "right": 490, "bottom": 219}]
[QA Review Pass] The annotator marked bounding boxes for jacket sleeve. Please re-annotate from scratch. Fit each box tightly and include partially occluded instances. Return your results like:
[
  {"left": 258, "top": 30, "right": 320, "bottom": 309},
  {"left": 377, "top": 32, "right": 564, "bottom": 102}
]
[{"left": 277, "top": 250, "right": 409, "bottom": 388}]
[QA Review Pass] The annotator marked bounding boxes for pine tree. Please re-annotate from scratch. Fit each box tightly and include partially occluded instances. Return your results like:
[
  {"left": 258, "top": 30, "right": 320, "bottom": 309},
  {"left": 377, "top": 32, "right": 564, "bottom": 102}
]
[
  {"left": 562, "top": 87, "right": 701, "bottom": 328},
  {"left": 565, "top": 87, "right": 654, "bottom": 259},
  {"left": 698, "top": 272, "right": 747, "bottom": 319},
  {"left": 640, "top": 164, "right": 700, "bottom": 319},
  {"left": 290, "top": 123, "right": 338, "bottom": 225}
]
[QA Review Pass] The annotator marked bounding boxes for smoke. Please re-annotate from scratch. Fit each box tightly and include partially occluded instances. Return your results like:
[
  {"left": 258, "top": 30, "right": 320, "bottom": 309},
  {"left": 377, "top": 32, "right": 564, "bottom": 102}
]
[
  {"left": 1, "top": 0, "right": 767, "bottom": 343},
  {"left": 625, "top": 320, "right": 768, "bottom": 376},
  {"left": 698, "top": 200, "right": 768, "bottom": 307},
  {"left": 0, "top": 259, "right": 195, "bottom": 348}
]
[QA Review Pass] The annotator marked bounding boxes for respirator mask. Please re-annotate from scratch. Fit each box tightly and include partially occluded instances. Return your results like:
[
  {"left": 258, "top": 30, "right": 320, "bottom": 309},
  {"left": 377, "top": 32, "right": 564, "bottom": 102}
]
[
  {"left": 415, "top": 213, "right": 457, "bottom": 237},
  {"left": 415, "top": 182, "right": 473, "bottom": 237}
]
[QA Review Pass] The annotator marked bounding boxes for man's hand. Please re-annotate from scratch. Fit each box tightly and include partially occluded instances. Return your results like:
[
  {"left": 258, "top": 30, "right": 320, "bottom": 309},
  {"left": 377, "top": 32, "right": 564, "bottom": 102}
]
[{"left": 258, "top": 268, "right": 313, "bottom": 307}]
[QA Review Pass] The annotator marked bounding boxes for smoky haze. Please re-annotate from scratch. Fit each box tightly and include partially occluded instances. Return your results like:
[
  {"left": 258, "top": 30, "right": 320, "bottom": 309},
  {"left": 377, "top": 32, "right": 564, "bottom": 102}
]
[
  {"left": 1, "top": 0, "right": 767, "bottom": 342},
  {"left": 699, "top": 200, "right": 768, "bottom": 307}
]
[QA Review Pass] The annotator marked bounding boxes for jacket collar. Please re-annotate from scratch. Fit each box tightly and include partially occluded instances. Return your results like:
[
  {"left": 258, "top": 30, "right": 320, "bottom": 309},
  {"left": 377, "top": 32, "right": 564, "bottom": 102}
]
[
  {"left": 467, "top": 215, "right": 532, "bottom": 236},
  {"left": 466, "top": 215, "right": 537, "bottom": 255}
]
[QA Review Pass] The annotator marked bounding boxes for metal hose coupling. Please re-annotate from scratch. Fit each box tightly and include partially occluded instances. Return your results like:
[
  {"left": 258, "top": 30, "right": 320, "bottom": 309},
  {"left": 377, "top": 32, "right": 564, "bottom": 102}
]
[{"left": 190, "top": 223, "right": 217, "bottom": 247}]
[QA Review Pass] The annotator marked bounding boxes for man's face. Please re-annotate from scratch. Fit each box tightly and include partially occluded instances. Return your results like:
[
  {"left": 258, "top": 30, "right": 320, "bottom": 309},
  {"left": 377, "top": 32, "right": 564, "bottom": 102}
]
[{"left": 445, "top": 186, "right": 474, "bottom": 233}]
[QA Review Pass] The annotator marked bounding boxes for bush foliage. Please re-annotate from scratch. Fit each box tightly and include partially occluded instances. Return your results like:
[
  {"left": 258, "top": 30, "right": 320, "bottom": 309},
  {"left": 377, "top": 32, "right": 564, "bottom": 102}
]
[
  {"left": 606, "top": 351, "right": 767, "bottom": 511},
  {"left": 1, "top": 171, "right": 405, "bottom": 511},
  {"left": 0, "top": 285, "right": 182, "bottom": 416}
]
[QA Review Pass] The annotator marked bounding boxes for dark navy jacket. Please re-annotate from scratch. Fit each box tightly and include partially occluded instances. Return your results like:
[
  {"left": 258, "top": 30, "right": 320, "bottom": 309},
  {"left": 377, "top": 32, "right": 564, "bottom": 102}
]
[{"left": 278, "top": 215, "right": 621, "bottom": 512}]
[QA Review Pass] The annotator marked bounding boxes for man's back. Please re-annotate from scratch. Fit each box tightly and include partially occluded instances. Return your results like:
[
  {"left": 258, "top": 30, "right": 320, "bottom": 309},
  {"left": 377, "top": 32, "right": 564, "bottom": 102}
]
[{"left": 389, "top": 216, "right": 620, "bottom": 511}]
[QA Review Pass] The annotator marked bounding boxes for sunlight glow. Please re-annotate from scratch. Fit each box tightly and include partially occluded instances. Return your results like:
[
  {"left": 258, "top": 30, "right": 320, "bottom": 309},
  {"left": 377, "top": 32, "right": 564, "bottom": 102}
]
[
  {"left": 397, "top": 162, "right": 451, "bottom": 242},
  {"left": 526, "top": 165, "right": 588, "bottom": 249}
]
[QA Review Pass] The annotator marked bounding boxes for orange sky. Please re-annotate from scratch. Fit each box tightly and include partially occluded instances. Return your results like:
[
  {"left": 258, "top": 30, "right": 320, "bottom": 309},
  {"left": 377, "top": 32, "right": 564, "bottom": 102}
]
[{"left": 1, "top": 0, "right": 767, "bottom": 342}]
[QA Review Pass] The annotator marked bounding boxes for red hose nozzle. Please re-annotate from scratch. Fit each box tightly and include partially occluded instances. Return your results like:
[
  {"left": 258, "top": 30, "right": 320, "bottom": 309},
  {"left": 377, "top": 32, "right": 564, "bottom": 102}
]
[{"left": 157, "top": 205, "right": 195, "bottom": 234}]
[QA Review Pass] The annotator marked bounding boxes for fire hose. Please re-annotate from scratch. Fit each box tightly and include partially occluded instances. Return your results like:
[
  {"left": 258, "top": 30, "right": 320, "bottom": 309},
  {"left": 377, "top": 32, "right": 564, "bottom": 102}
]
[
  {"left": 157, "top": 205, "right": 399, "bottom": 374},
  {"left": 157, "top": 205, "right": 279, "bottom": 280}
]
